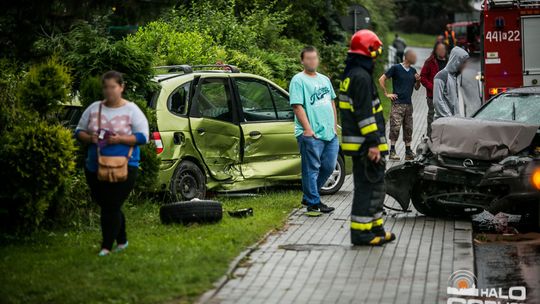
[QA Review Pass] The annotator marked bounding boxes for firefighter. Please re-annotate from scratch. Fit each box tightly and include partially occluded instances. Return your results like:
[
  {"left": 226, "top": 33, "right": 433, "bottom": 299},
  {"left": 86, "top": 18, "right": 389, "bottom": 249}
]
[
  {"left": 339, "top": 30, "right": 395, "bottom": 246},
  {"left": 444, "top": 24, "right": 457, "bottom": 51}
]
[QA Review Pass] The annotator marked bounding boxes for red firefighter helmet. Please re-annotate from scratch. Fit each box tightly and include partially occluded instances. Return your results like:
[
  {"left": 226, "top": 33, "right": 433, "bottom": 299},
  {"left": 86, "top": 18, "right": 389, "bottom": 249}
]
[{"left": 348, "top": 30, "right": 383, "bottom": 58}]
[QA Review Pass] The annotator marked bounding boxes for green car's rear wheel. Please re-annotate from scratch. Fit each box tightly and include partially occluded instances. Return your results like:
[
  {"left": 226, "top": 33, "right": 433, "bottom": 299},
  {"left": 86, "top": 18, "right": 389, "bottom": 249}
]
[
  {"left": 171, "top": 160, "right": 206, "bottom": 200},
  {"left": 320, "top": 155, "right": 345, "bottom": 195}
]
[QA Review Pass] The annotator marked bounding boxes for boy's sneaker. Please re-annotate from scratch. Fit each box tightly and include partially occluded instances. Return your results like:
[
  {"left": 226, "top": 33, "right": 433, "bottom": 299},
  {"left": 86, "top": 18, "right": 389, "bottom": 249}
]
[
  {"left": 405, "top": 150, "right": 416, "bottom": 160},
  {"left": 389, "top": 150, "right": 400, "bottom": 160},
  {"left": 114, "top": 241, "right": 129, "bottom": 253},
  {"left": 98, "top": 249, "right": 111, "bottom": 257},
  {"left": 307, "top": 203, "right": 335, "bottom": 213}
]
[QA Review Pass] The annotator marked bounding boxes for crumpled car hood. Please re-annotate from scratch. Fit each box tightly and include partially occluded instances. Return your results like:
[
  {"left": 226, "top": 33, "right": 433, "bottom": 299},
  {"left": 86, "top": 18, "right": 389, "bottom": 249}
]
[{"left": 430, "top": 117, "right": 539, "bottom": 161}]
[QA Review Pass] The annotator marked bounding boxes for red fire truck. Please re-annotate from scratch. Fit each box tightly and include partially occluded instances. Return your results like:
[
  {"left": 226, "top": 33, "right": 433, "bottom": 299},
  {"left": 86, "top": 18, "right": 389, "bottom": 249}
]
[
  {"left": 451, "top": 21, "right": 481, "bottom": 53},
  {"left": 481, "top": 0, "right": 540, "bottom": 100}
]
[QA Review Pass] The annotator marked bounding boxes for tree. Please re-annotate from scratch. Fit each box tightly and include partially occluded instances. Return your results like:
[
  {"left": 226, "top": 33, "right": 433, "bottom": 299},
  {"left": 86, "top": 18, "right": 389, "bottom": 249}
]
[
  {"left": 394, "top": 0, "right": 472, "bottom": 34},
  {"left": 0, "top": 0, "right": 177, "bottom": 60}
]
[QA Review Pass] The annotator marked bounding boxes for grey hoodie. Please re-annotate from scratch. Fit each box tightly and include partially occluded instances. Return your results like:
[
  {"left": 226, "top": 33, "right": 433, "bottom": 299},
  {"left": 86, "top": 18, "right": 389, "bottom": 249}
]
[{"left": 433, "top": 47, "right": 469, "bottom": 119}]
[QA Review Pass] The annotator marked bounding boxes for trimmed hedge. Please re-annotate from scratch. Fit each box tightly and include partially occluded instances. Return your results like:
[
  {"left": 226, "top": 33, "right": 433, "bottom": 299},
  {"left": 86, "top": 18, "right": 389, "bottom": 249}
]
[{"left": 0, "top": 121, "right": 76, "bottom": 233}]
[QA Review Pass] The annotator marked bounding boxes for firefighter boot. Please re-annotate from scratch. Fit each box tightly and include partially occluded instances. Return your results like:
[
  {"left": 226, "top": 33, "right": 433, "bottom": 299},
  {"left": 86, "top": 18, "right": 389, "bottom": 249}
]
[
  {"left": 371, "top": 217, "right": 396, "bottom": 243},
  {"left": 350, "top": 220, "right": 386, "bottom": 246}
]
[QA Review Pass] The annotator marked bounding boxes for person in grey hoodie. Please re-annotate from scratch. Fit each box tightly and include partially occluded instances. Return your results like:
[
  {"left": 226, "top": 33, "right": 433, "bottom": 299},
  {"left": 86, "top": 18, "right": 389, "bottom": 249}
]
[{"left": 433, "top": 47, "right": 469, "bottom": 119}]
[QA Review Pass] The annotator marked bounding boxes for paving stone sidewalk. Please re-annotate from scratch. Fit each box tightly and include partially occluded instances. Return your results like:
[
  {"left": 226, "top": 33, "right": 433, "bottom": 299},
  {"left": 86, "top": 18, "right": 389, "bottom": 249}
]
[{"left": 202, "top": 48, "right": 474, "bottom": 304}]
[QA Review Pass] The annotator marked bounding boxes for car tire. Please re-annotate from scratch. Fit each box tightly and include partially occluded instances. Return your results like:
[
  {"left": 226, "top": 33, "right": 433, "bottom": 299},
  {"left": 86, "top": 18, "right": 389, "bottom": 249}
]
[
  {"left": 170, "top": 160, "right": 206, "bottom": 201},
  {"left": 160, "top": 200, "right": 223, "bottom": 224},
  {"left": 410, "top": 182, "right": 443, "bottom": 217},
  {"left": 411, "top": 182, "right": 482, "bottom": 218},
  {"left": 320, "top": 155, "right": 346, "bottom": 195}
]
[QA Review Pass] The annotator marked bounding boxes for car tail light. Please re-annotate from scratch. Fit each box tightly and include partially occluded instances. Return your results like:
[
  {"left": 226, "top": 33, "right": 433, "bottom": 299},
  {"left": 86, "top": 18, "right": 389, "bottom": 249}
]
[
  {"left": 488, "top": 87, "right": 508, "bottom": 96},
  {"left": 153, "top": 131, "right": 163, "bottom": 154},
  {"left": 532, "top": 167, "right": 540, "bottom": 190}
]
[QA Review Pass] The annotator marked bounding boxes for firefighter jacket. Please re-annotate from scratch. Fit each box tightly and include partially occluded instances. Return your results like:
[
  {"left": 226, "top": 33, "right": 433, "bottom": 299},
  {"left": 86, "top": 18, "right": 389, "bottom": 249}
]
[{"left": 339, "top": 55, "right": 388, "bottom": 156}]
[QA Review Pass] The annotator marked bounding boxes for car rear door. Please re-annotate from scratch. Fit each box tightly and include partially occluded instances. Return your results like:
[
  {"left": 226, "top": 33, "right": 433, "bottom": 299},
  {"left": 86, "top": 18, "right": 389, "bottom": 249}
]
[
  {"left": 189, "top": 76, "right": 242, "bottom": 180},
  {"left": 232, "top": 76, "right": 301, "bottom": 180}
]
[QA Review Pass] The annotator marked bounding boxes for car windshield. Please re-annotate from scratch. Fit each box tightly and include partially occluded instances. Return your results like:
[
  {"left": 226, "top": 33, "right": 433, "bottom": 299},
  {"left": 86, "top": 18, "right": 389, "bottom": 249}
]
[{"left": 474, "top": 93, "right": 540, "bottom": 124}]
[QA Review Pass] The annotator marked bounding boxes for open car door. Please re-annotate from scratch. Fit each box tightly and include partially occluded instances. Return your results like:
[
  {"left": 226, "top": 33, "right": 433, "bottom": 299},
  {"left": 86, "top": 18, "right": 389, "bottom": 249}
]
[
  {"left": 231, "top": 76, "right": 300, "bottom": 180},
  {"left": 189, "top": 76, "right": 242, "bottom": 180}
]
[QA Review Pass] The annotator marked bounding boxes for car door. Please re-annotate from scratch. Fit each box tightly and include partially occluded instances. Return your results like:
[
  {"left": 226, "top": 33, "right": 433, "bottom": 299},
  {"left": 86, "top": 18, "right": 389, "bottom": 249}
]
[
  {"left": 189, "top": 76, "right": 242, "bottom": 181},
  {"left": 232, "top": 76, "right": 301, "bottom": 180}
]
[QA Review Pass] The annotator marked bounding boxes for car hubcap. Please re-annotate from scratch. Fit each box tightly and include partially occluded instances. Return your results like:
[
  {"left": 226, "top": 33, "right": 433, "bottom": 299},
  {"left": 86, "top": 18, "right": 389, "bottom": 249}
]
[{"left": 321, "top": 161, "right": 342, "bottom": 191}]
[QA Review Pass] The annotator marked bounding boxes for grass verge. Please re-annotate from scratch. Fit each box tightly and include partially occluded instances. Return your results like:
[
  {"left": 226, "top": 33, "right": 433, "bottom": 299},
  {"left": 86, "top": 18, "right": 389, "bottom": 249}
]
[
  {"left": 0, "top": 192, "right": 300, "bottom": 304},
  {"left": 386, "top": 31, "right": 436, "bottom": 48}
]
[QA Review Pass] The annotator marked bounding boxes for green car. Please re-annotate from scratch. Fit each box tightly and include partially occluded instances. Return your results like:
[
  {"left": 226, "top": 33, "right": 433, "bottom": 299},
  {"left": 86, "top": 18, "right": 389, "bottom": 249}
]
[{"left": 147, "top": 64, "right": 346, "bottom": 200}]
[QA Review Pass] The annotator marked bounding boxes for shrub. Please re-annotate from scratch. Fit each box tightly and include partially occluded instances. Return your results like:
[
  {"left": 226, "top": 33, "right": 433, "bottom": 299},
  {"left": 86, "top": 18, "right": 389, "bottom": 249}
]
[
  {"left": 34, "top": 22, "right": 157, "bottom": 98},
  {"left": 130, "top": 97, "right": 160, "bottom": 193},
  {"left": 0, "top": 121, "right": 77, "bottom": 233},
  {"left": 135, "top": 142, "right": 160, "bottom": 193},
  {"left": 226, "top": 50, "right": 272, "bottom": 78},
  {"left": 395, "top": 16, "right": 421, "bottom": 34},
  {"left": 47, "top": 169, "right": 99, "bottom": 230},
  {"left": 79, "top": 75, "right": 102, "bottom": 109},
  {"left": 125, "top": 21, "right": 226, "bottom": 66},
  {"left": 18, "top": 58, "right": 71, "bottom": 118},
  {"left": 0, "top": 59, "right": 34, "bottom": 135},
  {"left": 317, "top": 43, "right": 348, "bottom": 88}
]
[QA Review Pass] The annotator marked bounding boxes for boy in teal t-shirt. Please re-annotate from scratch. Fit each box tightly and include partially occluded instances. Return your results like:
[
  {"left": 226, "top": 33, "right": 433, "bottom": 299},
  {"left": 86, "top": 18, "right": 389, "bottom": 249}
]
[{"left": 290, "top": 46, "right": 339, "bottom": 213}]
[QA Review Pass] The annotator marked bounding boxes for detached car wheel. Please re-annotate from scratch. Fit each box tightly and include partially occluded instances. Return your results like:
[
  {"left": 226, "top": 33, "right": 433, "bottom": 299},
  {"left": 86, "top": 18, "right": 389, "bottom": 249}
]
[
  {"left": 320, "top": 155, "right": 346, "bottom": 195},
  {"left": 160, "top": 200, "right": 222, "bottom": 224},
  {"left": 171, "top": 160, "right": 206, "bottom": 200}
]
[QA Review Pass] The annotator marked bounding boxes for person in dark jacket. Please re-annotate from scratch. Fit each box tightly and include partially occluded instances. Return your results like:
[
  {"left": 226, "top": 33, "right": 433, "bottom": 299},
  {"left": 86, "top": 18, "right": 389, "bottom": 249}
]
[
  {"left": 420, "top": 42, "right": 447, "bottom": 137},
  {"left": 338, "top": 30, "right": 394, "bottom": 246},
  {"left": 392, "top": 34, "right": 407, "bottom": 64}
]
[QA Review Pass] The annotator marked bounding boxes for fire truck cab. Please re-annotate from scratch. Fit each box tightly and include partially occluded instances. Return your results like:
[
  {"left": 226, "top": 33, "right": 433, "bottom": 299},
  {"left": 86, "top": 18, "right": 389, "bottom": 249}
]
[{"left": 481, "top": 0, "right": 540, "bottom": 100}]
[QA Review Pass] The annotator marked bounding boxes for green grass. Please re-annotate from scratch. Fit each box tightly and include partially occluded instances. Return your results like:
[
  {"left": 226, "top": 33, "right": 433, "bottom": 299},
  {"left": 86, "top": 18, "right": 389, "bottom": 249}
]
[
  {"left": 386, "top": 31, "right": 436, "bottom": 48},
  {"left": 0, "top": 192, "right": 300, "bottom": 304}
]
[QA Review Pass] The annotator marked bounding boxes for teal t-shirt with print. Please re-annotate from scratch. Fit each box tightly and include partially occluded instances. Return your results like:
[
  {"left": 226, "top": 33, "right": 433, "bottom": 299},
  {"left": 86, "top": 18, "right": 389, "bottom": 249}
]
[{"left": 289, "top": 72, "right": 337, "bottom": 141}]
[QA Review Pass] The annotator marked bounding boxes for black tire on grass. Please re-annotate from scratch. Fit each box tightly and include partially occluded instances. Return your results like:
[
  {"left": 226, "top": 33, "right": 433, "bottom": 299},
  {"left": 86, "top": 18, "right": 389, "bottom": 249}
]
[{"left": 160, "top": 200, "right": 223, "bottom": 225}]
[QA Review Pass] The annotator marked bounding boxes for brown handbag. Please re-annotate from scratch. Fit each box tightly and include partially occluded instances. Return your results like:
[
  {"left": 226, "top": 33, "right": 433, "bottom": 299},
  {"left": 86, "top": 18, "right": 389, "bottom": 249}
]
[{"left": 96, "top": 102, "right": 134, "bottom": 183}]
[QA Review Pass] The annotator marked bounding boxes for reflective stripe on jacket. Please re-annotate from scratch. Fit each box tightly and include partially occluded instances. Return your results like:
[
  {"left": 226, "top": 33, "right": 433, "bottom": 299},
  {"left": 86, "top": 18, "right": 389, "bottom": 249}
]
[{"left": 338, "top": 66, "right": 388, "bottom": 156}]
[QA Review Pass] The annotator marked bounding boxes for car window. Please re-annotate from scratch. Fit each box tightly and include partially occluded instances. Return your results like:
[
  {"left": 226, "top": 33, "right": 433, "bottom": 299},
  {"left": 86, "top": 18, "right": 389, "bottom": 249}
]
[
  {"left": 197, "top": 78, "right": 233, "bottom": 122},
  {"left": 167, "top": 82, "right": 190, "bottom": 116},
  {"left": 474, "top": 93, "right": 540, "bottom": 124},
  {"left": 236, "top": 78, "right": 277, "bottom": 121},
  {"left": 269, "top": 86, "right": 293, "bottom": 121}
]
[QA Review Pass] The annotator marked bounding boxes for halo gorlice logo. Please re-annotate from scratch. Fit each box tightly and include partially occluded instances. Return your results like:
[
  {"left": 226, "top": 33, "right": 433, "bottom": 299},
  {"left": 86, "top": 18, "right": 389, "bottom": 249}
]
[{"left": 447, "top": 270, "right": 527, "bottom": 304}]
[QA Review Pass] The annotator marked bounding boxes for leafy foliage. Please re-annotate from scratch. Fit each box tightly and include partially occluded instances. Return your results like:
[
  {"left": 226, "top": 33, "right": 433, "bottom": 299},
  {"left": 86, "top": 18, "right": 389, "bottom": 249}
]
[
  {"left": 18, "top": 58, "right": 72, "bottom": 118},
  {"left": 79, "top": 75, "right": 103, "bottom": 109},
  {"left": 0, "top": 121, "right": 77, "bottom": 233},
  {"left": 395, "top": 0, "right": 472, "bottom": 34},
  {"left": 125, "top": 21, "right": 226, "bottom": 66},
  {"left": 34, "top": 22, "right": 156, "bottom": 98}
]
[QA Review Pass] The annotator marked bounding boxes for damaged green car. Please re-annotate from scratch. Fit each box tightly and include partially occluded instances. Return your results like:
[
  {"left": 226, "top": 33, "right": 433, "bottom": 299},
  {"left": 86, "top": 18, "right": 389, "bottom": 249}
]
[{"left": 149, "top": 65, "right": 346, "bottom": 200}]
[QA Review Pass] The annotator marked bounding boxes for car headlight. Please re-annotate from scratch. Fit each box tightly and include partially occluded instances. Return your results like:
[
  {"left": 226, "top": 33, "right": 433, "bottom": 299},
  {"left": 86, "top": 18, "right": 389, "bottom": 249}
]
[{"left": 532, "top": 167, "right": 540, "bottom": 190}]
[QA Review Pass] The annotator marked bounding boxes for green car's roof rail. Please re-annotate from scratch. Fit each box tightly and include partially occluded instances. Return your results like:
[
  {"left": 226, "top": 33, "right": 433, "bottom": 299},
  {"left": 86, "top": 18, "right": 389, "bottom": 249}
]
[
  {"left": 191, "top": 64, "right": 240, "bottom": 73},
  {"left": 154, "top": 65, "right": 193, "bottom": 74},
  {"left": 154, "top": 64, "right": 240, "bottom": 74}
]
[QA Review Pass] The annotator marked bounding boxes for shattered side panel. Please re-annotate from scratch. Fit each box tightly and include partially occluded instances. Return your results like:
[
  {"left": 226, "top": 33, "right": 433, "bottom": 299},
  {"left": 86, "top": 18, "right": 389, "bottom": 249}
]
[
  {"left": 189, "top": 117, "right": 242, "bottom": 181},
  {"left": 240, "top": 121, "right": 301, "bottom": 180}
]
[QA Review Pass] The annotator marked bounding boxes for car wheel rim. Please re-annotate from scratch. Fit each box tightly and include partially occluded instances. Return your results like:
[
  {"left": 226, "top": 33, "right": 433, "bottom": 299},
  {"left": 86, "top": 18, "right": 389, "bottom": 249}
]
[
  {"left": 321, "top": 161, "right": 342, "bottom": 191},
  {"left": 177, "top": 172, "right": 198, "bottom": 199}
]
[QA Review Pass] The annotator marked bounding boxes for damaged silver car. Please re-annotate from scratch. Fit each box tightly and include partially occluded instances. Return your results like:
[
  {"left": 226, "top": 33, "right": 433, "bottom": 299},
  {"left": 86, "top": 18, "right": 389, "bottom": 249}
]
[{"left": 385, "top": 87, "right": 540, "bottom": 219}]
